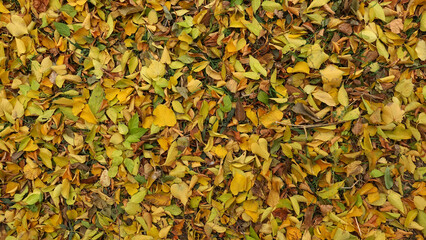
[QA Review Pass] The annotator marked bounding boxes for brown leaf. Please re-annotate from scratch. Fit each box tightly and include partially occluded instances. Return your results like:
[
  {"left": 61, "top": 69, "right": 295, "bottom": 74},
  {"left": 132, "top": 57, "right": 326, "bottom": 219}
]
[
  {"left": 302, "top": 205, "right": 315, "bottom": 230},
  {"left": 338, "top": 23, "right": 353, "bottom": 35},
  {"left": 235, "top": 100, "right": 246, "bottom": 122},
  {"left": 33, "top": 0, "right": 49, "bottom": 13},
  {"left": 351, "top": 118, "right": 364, "bottom": 135},
  {"left": 144, "top": 193, "right": 171, "bottom": 206},
  {"left": 387, "top": 19, "right": 403, "bottom": 34},
  {"left": 319, "top": 205, "right": 333, "bottom": 216},
  {"left": 291, "top": 103, "right": 321, "bottom": 122}
]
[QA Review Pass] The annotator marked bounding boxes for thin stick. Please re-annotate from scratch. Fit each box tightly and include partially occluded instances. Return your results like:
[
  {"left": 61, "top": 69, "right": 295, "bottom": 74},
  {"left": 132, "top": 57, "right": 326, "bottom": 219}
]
[{"left": 276, "top": 120, "right": 349, "bottom": 128}]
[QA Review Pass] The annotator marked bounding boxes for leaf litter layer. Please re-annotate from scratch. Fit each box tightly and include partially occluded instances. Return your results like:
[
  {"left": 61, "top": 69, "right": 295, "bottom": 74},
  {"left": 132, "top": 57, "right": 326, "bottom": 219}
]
[{"left": 0, "top": 0, "right": 425, "bottom": 239}]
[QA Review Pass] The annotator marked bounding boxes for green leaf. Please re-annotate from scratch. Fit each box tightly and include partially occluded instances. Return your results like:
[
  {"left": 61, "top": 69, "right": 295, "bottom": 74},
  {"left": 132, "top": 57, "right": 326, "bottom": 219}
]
[
  {"left": 370, "top": 169, "right": 384, "bottom": 178},
  {"left": 384, "top": 167, "right": 393, "bottom": 189},
  {"left": 317, "top": 181, "right": 345, "bottom": 199},
  {"left": 220, "top": 95, "right": 232, "bottom": 113},
  {"left": 252, "top": 0, "right": 261, "bottom": 12},
  {"left": 128, "top": 113, "right": 139, "bottom": 130},
  {"left": 130, "top": 188, "right": 148, "bottom": 203},
  {"left": 24, "top": 190, "right": 43, "bottom": 205},
  {"left": 258, "top": 91, "right": 269, "bottom": 105},
  {"left": 163, "top": 205, "right": 183, "bottom": 216},
  {"left": 231, "top": 0, "right": 243, "bottom": 7},
  {"left": 249, "top": 226, "right": 260, "bottom": 240},
  {"left": 60, "top": 4, "right": 77, "bottom": 18},
  {"left": 124, "top": 158, "right": 134, "bottom": 174},
  {"left": 53, "top": 22, "right": 71, "bottom": 37},
  {"left": 88, "top": 84, "right": 104, "bottom": 117},
  {"left": 262, "top": 1, "right": 283, "bottom": 12}
]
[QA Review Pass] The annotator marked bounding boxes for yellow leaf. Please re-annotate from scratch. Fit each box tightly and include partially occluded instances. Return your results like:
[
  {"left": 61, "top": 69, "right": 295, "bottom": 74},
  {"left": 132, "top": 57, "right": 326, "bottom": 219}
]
[
  {"left": 243, "top": 200, "right": 259, "bottom": 222},
  {"left": 6, "top": 15, "right": 28, "bottom": 37},
  {"left": 39, "top": 148, "right": 53, "bottom": 169},
  {"left": 213, "top": 145, "right": 228, "bottom": 159},
  {"left": 153, "top": 104, "right": 176, "bottom": 127},
  {"left": 416, "top": 40, "right": 426, "bottom": 61},
  {"left": 262, "top": 1, "right": 283, "bottom": 12},
  {"left": 320, "top": 65, "right": 345, "bottom": 90},
  {"left": 405, "top": 210, "right": 418, "bottom": 228},
  {"left": 246, "top": 108, "right": 259, "bottom": 126},
  {"left": 388, "top": 190, "right": 406, "bottom": 214},
  {"left": 385, "top": 125, "right": 412, "bottom": 140},
  {"left": 382, "top": 98, "right": 404, "bottom": 124},
  {"left": 192, "top": 61, "right": 209, "bottom": 72},
  {"left": 160, "top": 48, "right": 171, "bottom": 64},
  {"left": 24, "top": 139, "right": 39, "bottom": 152},
  {"left": 395, "top": 78, "right": 413, "bottom": 97},
  {"left": 342, "top": 108, "right": 360, "bottom": 121},
  {"left": 338, "top": 85, "right": 349, "bottom": 107},
  {"left": 230, "top": 170, "right": 247, "bottom": 195},
  {"left": 290, "top": 196, "right": 300, "bottom": 215},
  {"left": 376, "top": 40, "right": 389, "bottom": 59},
  {"left": 178, "top": 31, "right": 193, "bottom": 44},
  {"left": 307, "top": 0, "right": 329, "bottom": 11},
  {"left": 163, "top": 141, "right": 179, "bottom": 166},
  {"left": 0, "top": 1, "right": 9, "bottom": 13},
  {"left": 106, "top": 14, "right": 115, "bottom": 38},
  {"left": 80, "top": 104, "right": 98, "bottom": 124},
  {"left": 414, "top": 196, "right": 426, "bottom": 210},
  {"left": 187, "top": 79, "right": 202, "bottom": 93},
  {"left": 147, "top": 60, "right": 166, "bottom": 79},
  {"left": 317, "top": 181, "right": 345, "bottom": 199},
  {"left": 421, "top": 13, "right": 426, "bottom": 31},
  {"left": 5, "top": 182, "right": 19, "bottom": 195},
  {"left": 307, "top": 43, "right": 329, "bottom": 69},
  {"left": 172, "top": 100, "right": 185, "bottom": 113},
  {"left": 260, "top": 109, "right": 283, "bottom": 127},
  {"left": 117, "top": 88, "right": 134, "bottom": 103},
  {"left": 313, "top": 90, "right": 337, "bottom": 106},
  {"left": 147, "top": 10, "right": 158, "bottom": 24},
  {"left": 170, "top": 182, "right": 190, "bottom": 205},
  {"left": 11, "top": 100, "right": 24, "bottom": 119},
  {"left": 251, "top": 138, "right": 269, "bottom": 159},
  {"left": 287, "top": 61, "right": 310, "bottom": 74},
  {"left": 371, "top": 1, "right": 386, "bottom": 22},
  {"left": 245, "top": 18, "right": 263, "bottom": 36},
  {"left": 249, "top": 55, "right": 267, "bottom": 76},
  {"left": 16, "top": 38, "right": 26, "bottom": 56},
  {"left": 359, "top": 29, "right": 377, "bottom": 43}
]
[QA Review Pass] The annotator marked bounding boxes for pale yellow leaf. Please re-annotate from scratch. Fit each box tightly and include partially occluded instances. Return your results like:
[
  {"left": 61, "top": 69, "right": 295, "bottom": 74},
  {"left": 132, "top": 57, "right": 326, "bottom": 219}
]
[
  {"left": 359, "top": 29, "right": 377, "bottom": 43},
  {"left": 338, "top": 85, "right": 349, "bottom": 107},
  {"left": 307, "top": 43, "right": 329, "bottom": 69},
  {"left": 388, "top": 190, "right": 406, "bottom": 214},
  {"left": 320, "top": 65, "right": 345, "bottom": 90},
  {"left": 312, "top": 90, "right": 337, "bottom": 106},
  {"left": 6, "top": 15, "right": 28, "bottom": 37},
  {"left": 307, "top": 0, "right": 329, "bottom": 11},
  {"left": 170, "top": 182, "right": 190, "bottom": 205},
  {"left": 416, "top": 40, "right": 426, "bottom": 61},
  {"left": 249, "top": 55, "right": 267, "bottom": 76},
  {"left": 251, "top": 138, "right": 270, "bottom": 159}
]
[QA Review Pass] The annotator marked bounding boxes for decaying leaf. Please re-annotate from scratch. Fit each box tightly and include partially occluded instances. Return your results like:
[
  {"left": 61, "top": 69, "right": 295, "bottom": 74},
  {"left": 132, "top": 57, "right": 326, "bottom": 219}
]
[{"left": 0, "top": 0, "right": 424, "bottom": 239}]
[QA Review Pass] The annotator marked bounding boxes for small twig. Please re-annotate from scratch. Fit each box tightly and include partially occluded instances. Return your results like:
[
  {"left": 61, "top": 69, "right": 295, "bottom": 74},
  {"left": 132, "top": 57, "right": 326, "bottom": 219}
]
[
  {"left": 276, "top": 120, "right": 349, "bottom": 128},
  {"left": 341, "top": 180, "right": 360, "bottom": 190},
  {"left": 354, "top": 216, "right": 362, "bottom": 238}
]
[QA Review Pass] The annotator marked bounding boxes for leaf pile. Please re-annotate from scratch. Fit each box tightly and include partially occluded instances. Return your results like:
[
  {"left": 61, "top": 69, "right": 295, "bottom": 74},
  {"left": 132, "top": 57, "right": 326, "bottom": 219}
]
[{"left": 0, "top": 0, "right": 425, "bottom": 239}]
